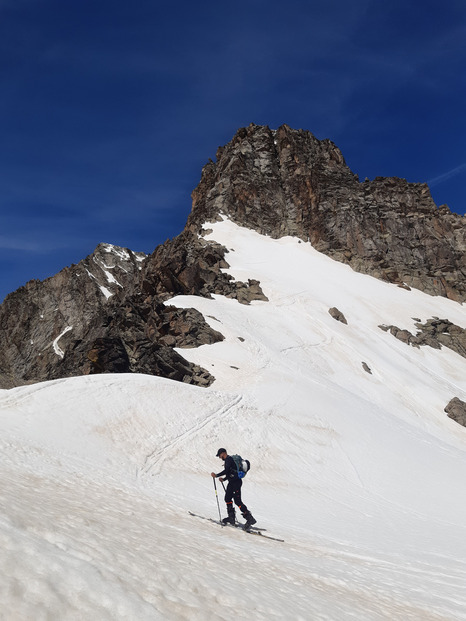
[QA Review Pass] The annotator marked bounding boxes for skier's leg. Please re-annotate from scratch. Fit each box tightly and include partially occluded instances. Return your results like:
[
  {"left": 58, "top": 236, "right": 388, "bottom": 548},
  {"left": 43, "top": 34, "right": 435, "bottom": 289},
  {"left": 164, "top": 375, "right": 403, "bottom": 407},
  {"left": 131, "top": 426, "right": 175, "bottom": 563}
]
[
  {"left": 232, "top": 481, "right": 248, "bottom": 514},
  {"left": 222, "top": 482, "right": 236, "bottom": 524},
  {"left": 233, "top": 480, "right": 256, "bottom": 528}
]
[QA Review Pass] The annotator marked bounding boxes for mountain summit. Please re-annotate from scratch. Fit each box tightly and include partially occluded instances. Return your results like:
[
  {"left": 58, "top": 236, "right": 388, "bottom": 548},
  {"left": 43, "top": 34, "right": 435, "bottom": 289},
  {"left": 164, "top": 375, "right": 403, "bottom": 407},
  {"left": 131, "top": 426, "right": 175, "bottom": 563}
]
[
  {"left": 0, "top": 124, "right": 464, "bottom": 388},
  {"left": 188, "top": 124, "right": 465, "bottom": 301},
  {"left": 1, "top": 127, "right": 466, "bottom": 619}
]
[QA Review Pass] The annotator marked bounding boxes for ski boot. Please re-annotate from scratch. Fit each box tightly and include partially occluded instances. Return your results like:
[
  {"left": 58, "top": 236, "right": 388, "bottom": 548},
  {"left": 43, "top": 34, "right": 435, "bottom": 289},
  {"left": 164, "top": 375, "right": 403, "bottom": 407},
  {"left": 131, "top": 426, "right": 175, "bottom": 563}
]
[
  {"left": 242, "top": 510, "right": 257, "bottom": 530},
  {"left": 222, "top": 506, "right": 236, "bottom": 526}
]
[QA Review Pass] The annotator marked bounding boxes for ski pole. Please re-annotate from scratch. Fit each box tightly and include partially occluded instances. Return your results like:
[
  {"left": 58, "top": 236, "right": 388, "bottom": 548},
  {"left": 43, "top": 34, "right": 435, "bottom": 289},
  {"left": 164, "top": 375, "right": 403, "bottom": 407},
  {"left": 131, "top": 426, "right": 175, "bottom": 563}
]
[{"left": 213, "top": 477, "right": 222, "bottom": 522}]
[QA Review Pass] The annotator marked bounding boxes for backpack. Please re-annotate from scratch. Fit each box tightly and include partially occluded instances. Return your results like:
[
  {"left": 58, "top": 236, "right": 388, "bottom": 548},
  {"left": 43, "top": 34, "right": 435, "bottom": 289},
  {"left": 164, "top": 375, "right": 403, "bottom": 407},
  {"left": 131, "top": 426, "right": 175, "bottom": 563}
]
[{"left": 231, "top": 454, "right": 250, "bottom": 478}]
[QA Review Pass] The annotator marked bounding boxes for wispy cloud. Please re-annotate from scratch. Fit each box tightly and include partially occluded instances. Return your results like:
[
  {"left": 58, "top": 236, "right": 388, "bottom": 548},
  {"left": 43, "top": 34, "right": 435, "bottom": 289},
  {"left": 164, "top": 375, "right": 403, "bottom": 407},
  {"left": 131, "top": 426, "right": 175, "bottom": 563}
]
[
  {"left": 428, "top": 163, "right": 466, "bottom": 187},
  {"left": 0, "top": 235, "right": 54, "bottom": 252}
]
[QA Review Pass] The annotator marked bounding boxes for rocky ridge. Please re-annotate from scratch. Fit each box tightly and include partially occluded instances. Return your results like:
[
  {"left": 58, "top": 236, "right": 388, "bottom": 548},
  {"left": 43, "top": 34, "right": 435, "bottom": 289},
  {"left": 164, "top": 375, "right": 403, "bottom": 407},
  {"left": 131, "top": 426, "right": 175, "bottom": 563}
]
[
  {"left": 0, "top": 123, "right": 464, "bottom": 389},
  {"left": 379, "top": 318, "right": 466, "bottom": 359},
  {"left": 0, "top": 230, "right": 266, "bottom": 388},
  {"left": 0, "top": 244, "right": 144, "bottom": 387},
  {"left": 189, "top": 124, "right": 465, "bottom": 302}
]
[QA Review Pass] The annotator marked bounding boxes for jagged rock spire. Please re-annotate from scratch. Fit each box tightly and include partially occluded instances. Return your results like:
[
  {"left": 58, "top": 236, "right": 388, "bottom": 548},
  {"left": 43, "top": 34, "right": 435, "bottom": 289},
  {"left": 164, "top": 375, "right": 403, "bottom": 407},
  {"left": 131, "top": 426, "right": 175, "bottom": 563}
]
[{"left": 188, "top": 123, "right": 465, "bottom": 301}]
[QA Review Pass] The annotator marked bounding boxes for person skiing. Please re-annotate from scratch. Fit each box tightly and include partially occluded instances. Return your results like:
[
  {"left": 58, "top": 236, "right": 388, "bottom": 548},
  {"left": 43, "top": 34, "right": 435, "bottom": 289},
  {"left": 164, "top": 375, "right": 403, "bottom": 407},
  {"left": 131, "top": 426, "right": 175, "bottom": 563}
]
[{"left": 210, "top": 448, "right": 257, "bottom": 529}]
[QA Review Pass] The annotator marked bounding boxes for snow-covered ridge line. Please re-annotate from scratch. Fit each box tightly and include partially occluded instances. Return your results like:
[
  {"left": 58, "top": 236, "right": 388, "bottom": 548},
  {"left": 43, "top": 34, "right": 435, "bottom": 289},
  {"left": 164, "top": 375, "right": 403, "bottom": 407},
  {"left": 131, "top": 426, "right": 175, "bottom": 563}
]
[
  {"left": 100, "top": 242, "right": 147, "bottom": 263},
  {"left": 102, "top": 243, "right": 130, "bottom": 261}
]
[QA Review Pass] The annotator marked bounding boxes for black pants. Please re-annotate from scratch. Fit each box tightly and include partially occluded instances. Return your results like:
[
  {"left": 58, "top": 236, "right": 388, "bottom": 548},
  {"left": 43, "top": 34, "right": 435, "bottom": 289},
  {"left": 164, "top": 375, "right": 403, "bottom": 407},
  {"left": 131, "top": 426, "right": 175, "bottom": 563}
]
[{"left": 225, "top": 478, "right": 248, "bottom": 514}]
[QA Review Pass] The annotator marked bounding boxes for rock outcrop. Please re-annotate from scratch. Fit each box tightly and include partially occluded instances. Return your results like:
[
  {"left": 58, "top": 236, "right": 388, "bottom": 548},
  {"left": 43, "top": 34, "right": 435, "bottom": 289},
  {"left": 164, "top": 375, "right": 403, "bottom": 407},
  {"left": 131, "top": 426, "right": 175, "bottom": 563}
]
[
  {"left": 362, "top": 362, "right": 372, "bottom": 374},
  {"left": 445, "top": 397, "right": 466, "bottom": 427},
  {"left": 379, "top": 319, "right": 466, "bottom": 360},
  {"left": 329, "top": 307, "right": 348, "bottom": 324},
  {"left": 0, "top": 230, "right": 266, "bottom": 388},
  {"left": 188, "top": 124, "right": 465, "bottom": 302},
  {"left": 0, "top": 122, "right": 464, "bottom": 388},
  {"left": 0, "top": 244, "right": 145, "bottom": 388}
]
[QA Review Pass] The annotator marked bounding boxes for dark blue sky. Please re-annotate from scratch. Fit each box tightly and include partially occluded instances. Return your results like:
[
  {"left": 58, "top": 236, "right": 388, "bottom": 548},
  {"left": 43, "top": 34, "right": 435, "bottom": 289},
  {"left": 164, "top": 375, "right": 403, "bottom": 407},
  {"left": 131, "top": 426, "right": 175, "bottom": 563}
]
[{"left": 1, "top": 0, "right": 465, "bottom": 302}]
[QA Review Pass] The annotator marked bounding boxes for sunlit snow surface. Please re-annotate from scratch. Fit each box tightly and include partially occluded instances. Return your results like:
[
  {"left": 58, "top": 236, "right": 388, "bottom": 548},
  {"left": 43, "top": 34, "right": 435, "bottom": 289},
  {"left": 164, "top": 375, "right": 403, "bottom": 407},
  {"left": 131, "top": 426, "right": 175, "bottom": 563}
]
[{"left": 1, "top": 218, "right": 466, "bottom": 620}]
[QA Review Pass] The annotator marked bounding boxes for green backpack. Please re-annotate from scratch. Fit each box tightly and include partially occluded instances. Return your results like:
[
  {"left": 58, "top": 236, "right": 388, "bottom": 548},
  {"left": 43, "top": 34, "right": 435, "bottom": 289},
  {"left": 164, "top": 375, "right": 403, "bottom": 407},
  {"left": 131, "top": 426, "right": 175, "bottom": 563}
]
[{"left": 231, "top": 454, "right": 250, "bottom": 479}]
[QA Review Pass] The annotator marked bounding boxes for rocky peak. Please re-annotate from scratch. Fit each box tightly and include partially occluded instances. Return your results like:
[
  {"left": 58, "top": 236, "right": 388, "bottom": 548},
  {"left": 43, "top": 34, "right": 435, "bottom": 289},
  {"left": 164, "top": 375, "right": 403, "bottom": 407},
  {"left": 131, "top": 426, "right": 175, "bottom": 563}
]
[
  {"left": 80, "top": 242, "right": 147, "bottom": 300},
  {"left": 0, "top": 243, "right": 146, "bottom": 388},
  {"left": 188, "top": 123, "right": 465, "bottom": 302},
  {"left": 188, "top": 123, "right": 353, "bottom": 237},
  {"left": 0, "top": 227, "right": 265, "bottom": 388},
  {"left": 0, "top": 122, "right": 464, "bottom": 389}
]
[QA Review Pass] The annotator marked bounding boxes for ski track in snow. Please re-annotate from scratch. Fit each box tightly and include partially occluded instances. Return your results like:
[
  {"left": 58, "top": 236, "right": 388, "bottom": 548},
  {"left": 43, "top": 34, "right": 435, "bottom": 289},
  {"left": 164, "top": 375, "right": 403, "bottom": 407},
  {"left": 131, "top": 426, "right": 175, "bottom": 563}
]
[
  {"left": 1, "top": 218, "right": 466, "bottom": 620},
  {"left": 2, "top": 462, "right": 464, "bottom": 621},
  {"left": 140, "top": 394, "right": 243, "bottom": 476}
]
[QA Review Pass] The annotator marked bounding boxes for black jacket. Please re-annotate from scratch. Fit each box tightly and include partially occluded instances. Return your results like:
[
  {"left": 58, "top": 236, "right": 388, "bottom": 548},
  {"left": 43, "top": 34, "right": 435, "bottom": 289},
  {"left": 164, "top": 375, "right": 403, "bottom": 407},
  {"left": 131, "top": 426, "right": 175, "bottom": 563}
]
[{"left": 216, "top": 455, "right": 237, "bottom": 481}]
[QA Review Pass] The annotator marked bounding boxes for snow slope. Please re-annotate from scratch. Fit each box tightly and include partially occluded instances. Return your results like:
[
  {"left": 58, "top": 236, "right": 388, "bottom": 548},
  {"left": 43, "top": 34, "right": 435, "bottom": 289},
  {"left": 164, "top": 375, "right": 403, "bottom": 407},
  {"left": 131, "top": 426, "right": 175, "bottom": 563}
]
[{"left": 1, "top": 218, "right": 466, "bottom": 620}]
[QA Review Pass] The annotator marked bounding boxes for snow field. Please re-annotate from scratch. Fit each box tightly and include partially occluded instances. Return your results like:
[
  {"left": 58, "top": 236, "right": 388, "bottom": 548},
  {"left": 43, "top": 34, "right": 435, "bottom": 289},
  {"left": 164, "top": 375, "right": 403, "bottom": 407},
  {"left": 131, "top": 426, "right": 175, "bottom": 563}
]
[
  {"left": 1, "top": 218, "right": 466, "bottom": 619},
  {"left": 1, "top": 373, "right": 465, "bottom": 620}
]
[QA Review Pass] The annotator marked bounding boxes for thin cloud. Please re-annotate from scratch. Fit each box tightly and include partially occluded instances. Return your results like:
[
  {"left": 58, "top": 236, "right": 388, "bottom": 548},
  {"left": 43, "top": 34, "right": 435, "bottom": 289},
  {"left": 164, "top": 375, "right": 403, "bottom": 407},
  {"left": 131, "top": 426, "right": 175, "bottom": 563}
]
[
  {"left": 0, "top": 235, "right": 54, "bottom": 252},
  {"left": 428, "top": 163, "right": 466, "bottom": 187}
]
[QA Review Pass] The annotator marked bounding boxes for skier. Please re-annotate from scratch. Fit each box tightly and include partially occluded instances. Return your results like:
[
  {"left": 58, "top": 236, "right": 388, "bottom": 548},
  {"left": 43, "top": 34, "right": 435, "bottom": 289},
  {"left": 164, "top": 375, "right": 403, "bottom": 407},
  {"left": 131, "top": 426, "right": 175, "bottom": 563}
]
[{"left": 210, "top": 447, "right": 257, "bottom": 529}]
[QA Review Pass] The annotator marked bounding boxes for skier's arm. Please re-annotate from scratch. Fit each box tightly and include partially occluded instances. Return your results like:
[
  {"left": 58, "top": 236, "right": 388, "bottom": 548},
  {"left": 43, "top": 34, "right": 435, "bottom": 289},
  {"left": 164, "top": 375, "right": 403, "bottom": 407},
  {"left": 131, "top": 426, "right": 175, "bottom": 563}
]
[
  {"left": 210, "top": 456, "right": 234, "bottom": 479},
  {"left": 210, "top": 469, "right": 226, "bottom": 478}
]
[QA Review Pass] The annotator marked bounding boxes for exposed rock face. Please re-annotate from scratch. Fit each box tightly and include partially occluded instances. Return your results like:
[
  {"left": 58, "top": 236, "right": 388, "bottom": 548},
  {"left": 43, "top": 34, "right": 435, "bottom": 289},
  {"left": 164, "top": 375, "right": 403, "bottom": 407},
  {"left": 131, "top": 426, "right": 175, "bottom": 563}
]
[
  {"left": 0, "top": 122, "right": 464, "bottom": 388},
  {"left": 445, "top": 397, "right": 466, "bottom": 427},
  {"left": 379, "top": 318, "right": 466, "bottom": 360},
  {"left": 188, "top": 123, "right": 465, "bottom": 302},
  {"left": 0, "top": 244, "right": 145, "bottom": 388},
  {"left": 0, "top": 230, "right": 266, "bottom": 388},
  {"left": 139, "top": 230, "right": 268, "bottom": 305}
]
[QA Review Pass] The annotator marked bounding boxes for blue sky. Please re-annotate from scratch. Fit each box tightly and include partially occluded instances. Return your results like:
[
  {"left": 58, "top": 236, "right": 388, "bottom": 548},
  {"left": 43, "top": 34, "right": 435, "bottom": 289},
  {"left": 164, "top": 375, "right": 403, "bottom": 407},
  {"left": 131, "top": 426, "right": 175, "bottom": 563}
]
[{"left": 0, "top": 0, "right": 465, "bottom": 301}]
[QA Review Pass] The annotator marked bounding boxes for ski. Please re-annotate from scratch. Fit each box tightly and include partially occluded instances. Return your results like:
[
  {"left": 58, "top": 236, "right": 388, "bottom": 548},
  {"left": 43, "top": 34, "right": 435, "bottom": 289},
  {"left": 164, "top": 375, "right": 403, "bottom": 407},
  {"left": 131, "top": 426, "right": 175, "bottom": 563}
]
[
  {"left": 242, "top": 529, "right": 285, "bottom": 543},
  {"left": 235, "top": 522, "right": 267, "bottom": 532},
  {"left": 188, "top": 511, "right": 266, "bottom": 530},
  {"left": 188, "top": 511, "right": 283, "bottom": 542}
]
